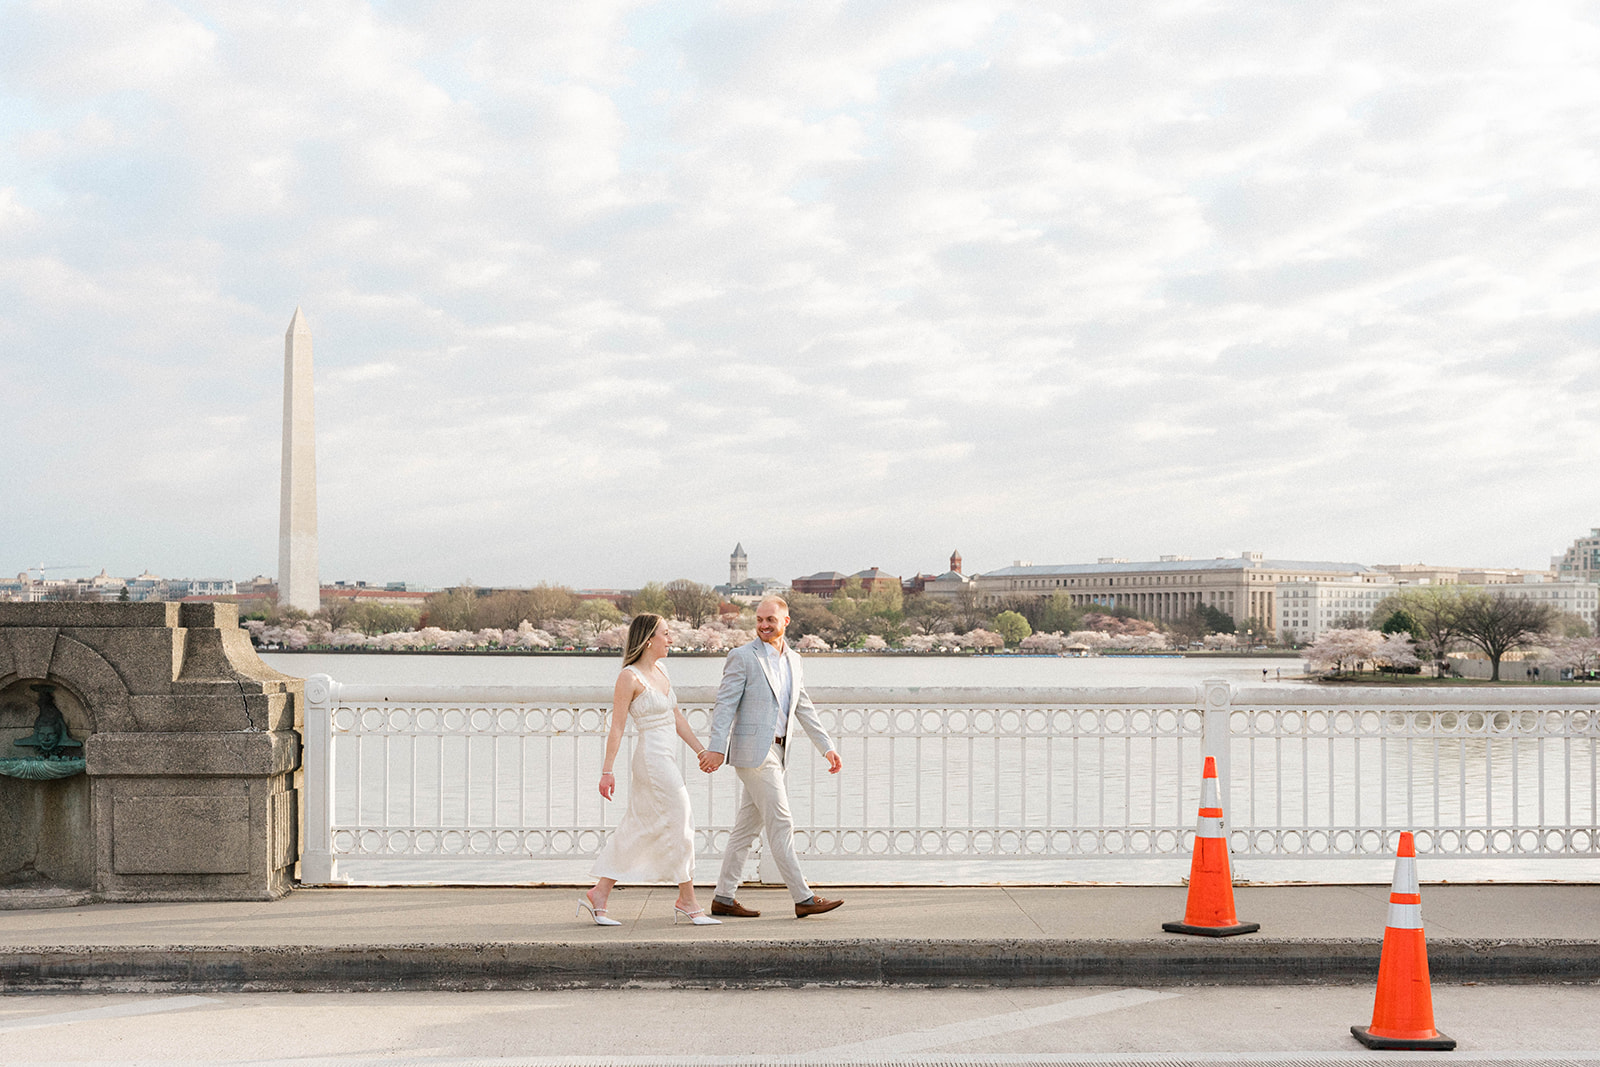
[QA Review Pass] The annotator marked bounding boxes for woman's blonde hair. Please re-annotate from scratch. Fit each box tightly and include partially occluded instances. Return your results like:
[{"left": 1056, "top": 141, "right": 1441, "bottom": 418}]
[{"left": 622, "top": 613, "right": 665, "bottom": 667}]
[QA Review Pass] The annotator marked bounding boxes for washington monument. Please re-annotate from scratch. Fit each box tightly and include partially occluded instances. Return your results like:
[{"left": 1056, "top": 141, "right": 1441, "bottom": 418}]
[{"left": 278, "top": 307, "right": 319, "bottom": 614}]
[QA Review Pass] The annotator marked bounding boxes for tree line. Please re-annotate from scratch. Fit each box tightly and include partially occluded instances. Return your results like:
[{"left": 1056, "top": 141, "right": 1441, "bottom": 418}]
[
  {"left": 1359, "top": 586, "right": 1585, "bottom": 681},
  {"left": 243, "top": 576, "right": 1258, "bottom": 651}
]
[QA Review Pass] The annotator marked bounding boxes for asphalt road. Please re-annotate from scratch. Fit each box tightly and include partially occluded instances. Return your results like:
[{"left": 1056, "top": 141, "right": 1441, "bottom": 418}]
[{"left": 3, "top": 984, "right": 1600, "bottom": 1066}]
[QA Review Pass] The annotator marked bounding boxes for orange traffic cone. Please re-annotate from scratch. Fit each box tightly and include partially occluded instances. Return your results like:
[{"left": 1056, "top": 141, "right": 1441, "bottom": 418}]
[
  {"left": 1162, "top": 755, "right": 1258, "bottom": 937},
  {"left": 1351, "top": 831, "right": 1455, "bottom": 1050}
]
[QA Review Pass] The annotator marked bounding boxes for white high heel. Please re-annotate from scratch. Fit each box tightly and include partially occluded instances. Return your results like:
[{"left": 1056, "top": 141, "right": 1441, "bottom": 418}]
[
  {"left": 674, "top": 904, "right": 722, "bottom": 926},
  {"left": 578, "top": 896, "right": 622, "bottom": 926}
]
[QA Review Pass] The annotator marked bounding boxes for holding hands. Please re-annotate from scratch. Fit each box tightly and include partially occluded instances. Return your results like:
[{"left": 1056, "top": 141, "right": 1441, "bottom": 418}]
[{"left": 696, "top": 748, "right": 840, "bottom": 774}]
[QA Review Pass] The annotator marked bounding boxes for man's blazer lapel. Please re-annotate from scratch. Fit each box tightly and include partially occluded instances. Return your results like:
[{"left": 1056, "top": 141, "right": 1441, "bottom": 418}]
[
  {"left": 783, "top": 645, "right": 803, "bottom": 714},
  {"left": 752, "top": 640, "right": 781, "bottom": 705}
]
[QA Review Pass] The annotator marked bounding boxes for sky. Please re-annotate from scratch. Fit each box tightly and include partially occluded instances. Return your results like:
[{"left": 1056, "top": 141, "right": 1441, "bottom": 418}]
[{"left": 2, "top": 1, "right": 1599, "bottom": 590}]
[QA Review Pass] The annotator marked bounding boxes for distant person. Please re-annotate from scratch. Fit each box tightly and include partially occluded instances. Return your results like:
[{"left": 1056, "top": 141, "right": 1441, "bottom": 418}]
[
  {"left": 700, "top": 596, "right": 844, "bottom": 918},
  {"left": 579, "top": 613, "right": 720, "bottom": 927}
]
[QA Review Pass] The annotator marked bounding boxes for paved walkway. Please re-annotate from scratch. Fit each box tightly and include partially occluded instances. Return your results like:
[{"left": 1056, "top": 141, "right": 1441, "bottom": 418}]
[{"left": 1, "top": 884, "right": 1596, "bottom": 991}]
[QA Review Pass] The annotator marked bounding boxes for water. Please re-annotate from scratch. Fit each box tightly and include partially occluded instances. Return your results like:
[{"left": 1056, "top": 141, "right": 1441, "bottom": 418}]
[{"left": 262, "top": 651, "right": 1306, "bottom": 689}]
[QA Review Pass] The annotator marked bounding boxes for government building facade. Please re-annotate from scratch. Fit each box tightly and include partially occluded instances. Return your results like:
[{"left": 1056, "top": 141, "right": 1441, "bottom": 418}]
[{"left": 970, "top": 552, "right": 1383, "bottom": 631}]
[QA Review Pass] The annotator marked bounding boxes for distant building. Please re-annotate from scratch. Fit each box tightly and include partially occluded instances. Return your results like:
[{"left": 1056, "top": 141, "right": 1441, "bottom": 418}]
[
  {"left": 121, "top": 571, "right": 166, "bottom": 602},
  {"left": 167, "top": 578, "right": 237, "bottom": 599},
  {"left": 238, "top": 576, "right": 278, "bottom": 599},
  {"left": 1555, "top": 529, "right": 1600, "bottom": 581},
  {"left": 973, "top": 552, "right": 1381, "bottom": 628},
  {"left": 791, "top": 571, "right": 849, "bottom": 598},
  {"left": 791, "top": 568, "right": 900, "bottom": 599},
  {"left": 851, "top": 567, "right": 900, "bottom": 594},
  {"left": 722, "top": 577, "right": 785, "bottom": 601},
  {"left": 576, "top": 589, "right": 631, "bottom": 607},
  {"left": 713, "top": 543, "right": 784, "bottom": 601},
  {"left": 921, "top": 550, "right": 973, "bottom": 601},
  {"left": 1374, "top": 562, "right": 1554, "bottom": 585},
  {"left": 1275, "top": 578, "right": 1399, "bottom": 642},
  {"left": 0, "top": 574, "right": 37, "bottom": 601},
  {"left": 320, "top": 586, "right": 431, "bottom": 609},
  {"left": 1476, "top": 577, "right": 1599, "bottom": 632},
  {"left": 0, "top": 569, "right": 241, "bottom": 603},
  {"left": 1280, "top": 569, "right": 1600, "bottom": 641}
]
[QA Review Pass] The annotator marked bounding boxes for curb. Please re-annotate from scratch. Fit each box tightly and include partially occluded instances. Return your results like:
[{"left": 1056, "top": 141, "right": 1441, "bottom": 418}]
[{"left": 4, "top": 938, "right": 1599, "bottom": 992}]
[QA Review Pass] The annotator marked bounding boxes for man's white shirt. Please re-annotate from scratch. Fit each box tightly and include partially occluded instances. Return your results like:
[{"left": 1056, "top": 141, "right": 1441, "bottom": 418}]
[{"left": 762, "top": 638, "right": 793, "bottom": 738}]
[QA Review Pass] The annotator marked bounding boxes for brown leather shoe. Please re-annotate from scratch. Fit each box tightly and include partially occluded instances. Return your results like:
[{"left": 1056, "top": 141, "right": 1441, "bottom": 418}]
[
  {"left": 795, "top": 895, "right": 843, "bottom": 918},
  {"left": 710, "top": 898, "right": 760, "bottom": 917}
]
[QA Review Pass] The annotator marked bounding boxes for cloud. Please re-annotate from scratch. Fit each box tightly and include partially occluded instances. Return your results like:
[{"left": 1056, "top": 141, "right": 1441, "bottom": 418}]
[{"left": 2, "top": 0, "right": 1598, "bottom": 587}]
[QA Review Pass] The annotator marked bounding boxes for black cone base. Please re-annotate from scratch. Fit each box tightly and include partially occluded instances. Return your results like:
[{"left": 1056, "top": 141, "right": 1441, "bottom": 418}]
[
  {"left": 1162, "top": 920, "right": 1261, "bottom": 937},
  {"left": 1351, "top": 1025, "right": 1457, "bottom": 1051}
]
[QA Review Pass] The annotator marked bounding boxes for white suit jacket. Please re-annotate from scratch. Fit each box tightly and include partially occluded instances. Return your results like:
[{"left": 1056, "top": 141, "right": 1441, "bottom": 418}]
[{"left": 708, "top": 638, "right": 834, "bottom": 768}]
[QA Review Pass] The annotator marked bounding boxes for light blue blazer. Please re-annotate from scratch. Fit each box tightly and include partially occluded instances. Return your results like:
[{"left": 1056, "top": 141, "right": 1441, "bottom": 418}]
[{"left": 709, "top": 639, "right": 834, "bottom": 768}]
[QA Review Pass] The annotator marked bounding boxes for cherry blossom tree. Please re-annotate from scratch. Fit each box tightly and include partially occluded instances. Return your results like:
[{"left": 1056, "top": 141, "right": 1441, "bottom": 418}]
[
  {"left": 664, "top": 619, "right": 703, "bottom": 650},
  {"left": 1539, "top": 636, "right": 1600, "bottom": 676},
  {"left": 860, "top": 634, "right": 890, "bottom": 651},
  {"left": 694, "top": 625, "right": 739, "bottom": 652},
  {"left": 550, "top": 619, "right": 585, "bottom": 646},
  {"left": 1066, "top": 630, "right": 1112, "bottom": 650},
  {"left": 1306, "top": 628, "right": 1382, "bottom": 675},
  {"left": 1111, "top": 631, "right": 1172, "bottom": 651},
  {"left": 794, "top": 633, "right": 830, "bottom": 652},
  {"left": 329, "top": 629, "right": 369, "bottom": 649},
  {"left": 1020, "top": 631, "right": 1066, "bottom": 653},
  {"left": 1375, "top": 632, "right": 1421, "bottom": 673},
  {"left": 961, "top": 628, "right": 1005, "bottom": 651},
  {"left": 414, "top": 626, "right": 450, "bottom": 648},
  {"left": 374, "top": 630, "right": 428, "bottom": 650}
]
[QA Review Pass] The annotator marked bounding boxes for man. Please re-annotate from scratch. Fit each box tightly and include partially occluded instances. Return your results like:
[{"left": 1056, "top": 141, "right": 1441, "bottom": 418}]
[{"left": 700, "top": 596, "right": 843, "bottom": 918}]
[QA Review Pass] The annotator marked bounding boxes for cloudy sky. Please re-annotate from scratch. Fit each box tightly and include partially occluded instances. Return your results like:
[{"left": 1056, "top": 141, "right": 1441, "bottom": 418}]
[{"left": 3, "top": 1, "right": 1598, "bottom": 589}]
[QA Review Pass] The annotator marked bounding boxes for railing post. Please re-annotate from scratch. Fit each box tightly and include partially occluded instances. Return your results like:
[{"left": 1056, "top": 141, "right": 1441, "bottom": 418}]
[
  {"left": 299, "top": 673, "right": 346, "bottom": 885},
  {"left": 1200, "top": 678, "right": 1233, "bottom": 834},
  {"left": 757, "top": 840, "right": 778, "bottom": 885}
]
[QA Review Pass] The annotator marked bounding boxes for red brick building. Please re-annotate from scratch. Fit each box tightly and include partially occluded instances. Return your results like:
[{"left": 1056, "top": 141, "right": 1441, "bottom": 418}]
[
  {"left": 791, "top": 571, "right": 849, "bottom": 598},
  {"left": 792, "top": 568, "right": 901, "bottom": 599}
]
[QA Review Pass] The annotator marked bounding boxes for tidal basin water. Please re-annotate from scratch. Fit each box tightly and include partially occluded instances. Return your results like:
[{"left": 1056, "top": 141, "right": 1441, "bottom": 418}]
[
  {"left": 262, "top": 651, "right": 1305, "bottom": 688},
  {"left": 264, "top": 652, "right": 1599, "bottom": 885}
]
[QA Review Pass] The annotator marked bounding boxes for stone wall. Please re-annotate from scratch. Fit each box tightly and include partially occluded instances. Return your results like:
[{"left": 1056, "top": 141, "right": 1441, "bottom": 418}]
[{"left": 0, "top": 602, "right": 301, "bottom": 901}]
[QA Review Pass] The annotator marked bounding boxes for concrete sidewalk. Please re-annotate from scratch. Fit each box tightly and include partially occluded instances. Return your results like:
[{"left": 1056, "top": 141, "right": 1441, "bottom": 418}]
[{"left": 1, "top": 884, "right": 1596, "bottom": 992}]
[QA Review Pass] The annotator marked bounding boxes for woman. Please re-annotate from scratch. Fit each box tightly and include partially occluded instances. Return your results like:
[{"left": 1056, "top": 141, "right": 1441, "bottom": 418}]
[{"left": 578, "top": 613, "right": 721, "bottom": 926}]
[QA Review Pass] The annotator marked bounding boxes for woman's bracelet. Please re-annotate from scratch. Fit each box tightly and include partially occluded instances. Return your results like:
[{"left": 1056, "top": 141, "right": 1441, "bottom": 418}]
[{"left": 600, "top": 770, "right": 614, "bottom": 777}]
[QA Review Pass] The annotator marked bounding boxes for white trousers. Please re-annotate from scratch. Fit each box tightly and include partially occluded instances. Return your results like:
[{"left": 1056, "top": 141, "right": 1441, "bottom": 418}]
[{"left": 714, "top": 743, "right": 812, "bottom": 904}]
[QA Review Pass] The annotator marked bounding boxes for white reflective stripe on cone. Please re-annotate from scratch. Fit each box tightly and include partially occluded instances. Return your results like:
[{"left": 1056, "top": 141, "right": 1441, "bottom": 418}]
[
  {"left": 1393, "top": 857, "right": 1419, "bottom": 895},
  {"left": 1386, "top": 902, "right": 1423, "bottom": 929},
  {"left": 1200, "top": 777, "right": 1219, "bottom": 807},
  {"left": 1196, "top": 816, "right": 1224, "bottom": 837}
]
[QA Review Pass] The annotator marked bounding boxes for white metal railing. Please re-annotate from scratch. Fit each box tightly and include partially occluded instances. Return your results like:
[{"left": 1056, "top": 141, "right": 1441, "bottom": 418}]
[{"left": 299, "top": 676, "right": 1600, "bottom": 885}]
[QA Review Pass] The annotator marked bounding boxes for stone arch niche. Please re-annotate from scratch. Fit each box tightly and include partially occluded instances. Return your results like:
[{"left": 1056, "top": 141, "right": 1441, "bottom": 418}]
[
  {"left": 0, "top": 602, "right": 302, "bottom": 902},
  {"left": 0, "top": 677, "right": 95, "bottom": 890}
]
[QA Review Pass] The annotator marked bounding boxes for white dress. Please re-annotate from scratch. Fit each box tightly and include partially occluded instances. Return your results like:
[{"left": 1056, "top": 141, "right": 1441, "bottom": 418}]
[{"left": 590, "top": 665, "right": 696, "bottom": 884}]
